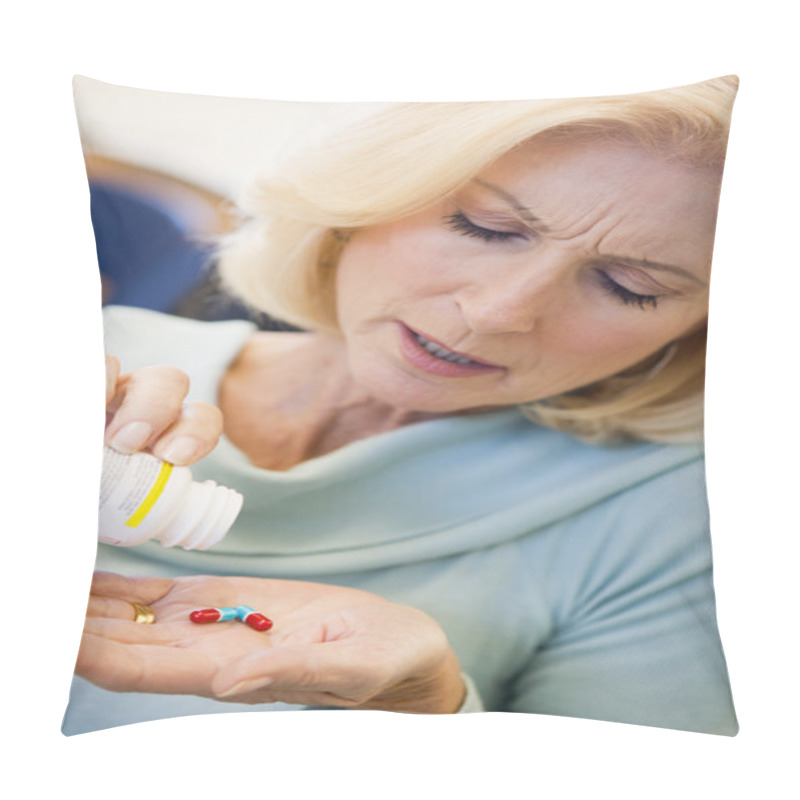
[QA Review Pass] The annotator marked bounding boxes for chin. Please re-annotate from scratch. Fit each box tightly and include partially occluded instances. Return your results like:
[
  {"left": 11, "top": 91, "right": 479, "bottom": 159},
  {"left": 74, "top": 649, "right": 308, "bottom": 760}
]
[
  {"left": 375, "top": 385, "right": 467, "bottom": 413},
  {"left": 348, "top": 345, "right": 504, "bottom": 414},
  {"left": 354, "top": 368, "right": 470, "bottom": 413}
]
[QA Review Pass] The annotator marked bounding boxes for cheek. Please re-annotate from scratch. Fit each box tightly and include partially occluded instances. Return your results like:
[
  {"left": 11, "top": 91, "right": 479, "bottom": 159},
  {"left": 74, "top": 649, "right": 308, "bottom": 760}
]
[
  {"left": 336, "top": 229, "right": 453, "bottom": 313},
  {"left": 561, "top": 328, "right": 649, "bottom": 371},
  {"left": 334, "top": 239, "right": 390, "bottom": 319},
  {"left": 547, "top": 308, "right": 694, "bottom": 368}
]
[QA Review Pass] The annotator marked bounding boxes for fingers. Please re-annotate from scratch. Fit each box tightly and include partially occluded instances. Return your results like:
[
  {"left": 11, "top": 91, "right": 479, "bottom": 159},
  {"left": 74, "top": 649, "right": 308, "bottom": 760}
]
[
  {"left": 104, "top": 362, "right": 223, "bottom": 465},
  {"left": 84, "top": 594, "right": 178, "bottom": 624},
  {"left": 75, "top": 632, "right": 147, "bottom": 692},
  {"left": 86, "top": 595, "right": 143, "bottom": 620},
  {"left": 105, "top": 354, "right": 120, "bottom": 405},
  {"left": 76, "top": 632, "right": 214, "bottom": 695},
  {"left": 151, "top": 401, "right": 224, "bottom": 465},
  {"left": 83, "top": 615, "right": 180, "bottom": 644},
  {"left": 89, "top": 571, "right": 174, "bottom": 606}
]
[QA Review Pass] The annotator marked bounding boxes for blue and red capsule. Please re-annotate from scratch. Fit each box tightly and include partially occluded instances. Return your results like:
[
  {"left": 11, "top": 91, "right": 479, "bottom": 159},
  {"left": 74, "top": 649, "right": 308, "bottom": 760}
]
[{"left": 189, "top": 605, "right": 273, "bottom": 631}]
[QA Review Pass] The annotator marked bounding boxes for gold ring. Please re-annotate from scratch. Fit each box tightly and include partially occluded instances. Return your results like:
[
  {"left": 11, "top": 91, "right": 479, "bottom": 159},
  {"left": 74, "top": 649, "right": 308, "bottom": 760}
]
[{"left": 131, "top": 602, "right": 156, "bottom": 624}]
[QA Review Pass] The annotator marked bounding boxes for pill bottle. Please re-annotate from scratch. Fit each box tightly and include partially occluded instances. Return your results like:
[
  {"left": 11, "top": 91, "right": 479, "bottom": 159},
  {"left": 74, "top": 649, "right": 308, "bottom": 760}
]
[{"left": 98, "top": 446, "right": 244, "bottom": 549}]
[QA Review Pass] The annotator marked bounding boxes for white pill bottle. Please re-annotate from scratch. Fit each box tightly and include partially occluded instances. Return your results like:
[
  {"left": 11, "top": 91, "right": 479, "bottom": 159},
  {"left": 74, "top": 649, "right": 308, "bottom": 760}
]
[{"left": 98, "top": 446, "right": 243, "bottom": 549}]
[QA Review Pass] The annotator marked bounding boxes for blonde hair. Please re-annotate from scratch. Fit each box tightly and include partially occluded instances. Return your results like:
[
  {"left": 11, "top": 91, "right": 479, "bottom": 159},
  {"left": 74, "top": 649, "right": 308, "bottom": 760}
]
[{"left": 217, "top": 76, "right": 738, "bottom": 444}]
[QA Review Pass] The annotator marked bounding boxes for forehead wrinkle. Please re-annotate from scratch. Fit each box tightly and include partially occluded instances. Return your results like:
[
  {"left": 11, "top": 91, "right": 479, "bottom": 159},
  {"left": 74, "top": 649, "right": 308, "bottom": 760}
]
[
  {"left": 593, "top": 215, "right": 627, "bottom": 253},
  {"left": 592, "top": 214, "right": 710, "bottom": 285},
  {"left": 473, "top": 177, "right": 615, "bottom": 242},
  {"left": 472, "top": 178, "right": 552, "bottom": 233},
  {"left": 557, "top": 199, "right": 616, "bottom": 242},
  {"left": 473, "top": 176, "right": 709, "bottom": 285},
  {"left": 474, "top": 178, "right": 708, "bottom": 287}
]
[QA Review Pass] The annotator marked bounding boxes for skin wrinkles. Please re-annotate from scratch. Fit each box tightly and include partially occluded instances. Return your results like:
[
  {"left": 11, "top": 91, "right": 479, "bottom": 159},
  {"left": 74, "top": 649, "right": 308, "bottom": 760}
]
[
  {"left": 332, "top": 135, "right": 719, "bottom": 416},
  {"left": 473, "top": 179, "right": 692, "bottom": 283},
  {"left": 610, "top": 256, "right": 710, "bottom": 288},
  {"left": 475, "top": 177, "right": 618, "bottom": 244},
  {"left": 474, "top": 156, "right": 714, "bottom": 288},
  {"left": 472, "top": 179, "right": 552, "bottom": 233}
]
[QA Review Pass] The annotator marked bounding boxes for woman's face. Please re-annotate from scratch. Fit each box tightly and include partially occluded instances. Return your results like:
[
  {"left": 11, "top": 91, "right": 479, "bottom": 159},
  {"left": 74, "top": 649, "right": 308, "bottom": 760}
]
[{"left": 334, "top": 136, "right": 719, "bottom": 413}]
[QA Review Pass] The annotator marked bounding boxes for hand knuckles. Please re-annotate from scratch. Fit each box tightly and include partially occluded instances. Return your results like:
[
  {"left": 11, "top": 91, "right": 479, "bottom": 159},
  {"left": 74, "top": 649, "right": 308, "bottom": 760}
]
[
  {"left": 120, "top": 365, "right": 187, "bottom": 400},
  {"left": 182, "top": 401, "right": 224, "bottom": 427},
  {"left": 140, "top": 365, "right": 191, "bottom": 394}
]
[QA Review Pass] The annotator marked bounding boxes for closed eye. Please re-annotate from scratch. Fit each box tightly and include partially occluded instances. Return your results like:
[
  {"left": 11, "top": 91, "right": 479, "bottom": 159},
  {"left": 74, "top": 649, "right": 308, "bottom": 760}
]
[
  {"left": 443, "top": 212, "right": 525, "bottom": 243},
  {"left": 597, "top": 271, "right": 660, "bottom": 310}
]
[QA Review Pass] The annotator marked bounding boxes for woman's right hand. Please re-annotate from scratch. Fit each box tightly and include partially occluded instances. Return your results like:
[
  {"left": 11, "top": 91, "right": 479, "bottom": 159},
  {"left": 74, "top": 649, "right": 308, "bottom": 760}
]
[{"left": 104, "top": 354, "right": 223, "bottom": 466}]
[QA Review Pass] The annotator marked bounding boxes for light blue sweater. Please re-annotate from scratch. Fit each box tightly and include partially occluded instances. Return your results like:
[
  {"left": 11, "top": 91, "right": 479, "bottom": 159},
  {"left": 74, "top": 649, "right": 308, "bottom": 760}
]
[{"left": 62, "top": 306, "right": 737, "bottom": 735}]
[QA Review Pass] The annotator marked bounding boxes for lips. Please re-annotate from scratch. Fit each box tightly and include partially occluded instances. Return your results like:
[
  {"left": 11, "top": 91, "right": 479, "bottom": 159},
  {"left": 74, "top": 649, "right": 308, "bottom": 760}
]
[{"left": 397, "top": 323, "right": 503, "bottom": 378}]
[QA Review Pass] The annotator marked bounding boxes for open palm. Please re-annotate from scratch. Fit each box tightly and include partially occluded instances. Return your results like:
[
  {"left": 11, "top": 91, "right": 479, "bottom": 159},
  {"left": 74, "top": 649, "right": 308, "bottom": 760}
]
[{"left": 78, "top": 572, "right": 464, "bottom": 713}]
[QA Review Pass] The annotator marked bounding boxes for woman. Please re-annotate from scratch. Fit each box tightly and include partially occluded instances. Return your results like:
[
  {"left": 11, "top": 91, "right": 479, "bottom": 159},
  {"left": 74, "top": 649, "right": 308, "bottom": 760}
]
[{"left": 64, "top": 76, "right": 739, "bottom": 735}]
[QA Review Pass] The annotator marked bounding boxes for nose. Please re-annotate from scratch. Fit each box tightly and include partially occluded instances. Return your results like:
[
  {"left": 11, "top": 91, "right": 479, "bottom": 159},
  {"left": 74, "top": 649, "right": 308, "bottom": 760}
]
[{"left": 454, "top": 259, "right": 565, "bottom": 335}]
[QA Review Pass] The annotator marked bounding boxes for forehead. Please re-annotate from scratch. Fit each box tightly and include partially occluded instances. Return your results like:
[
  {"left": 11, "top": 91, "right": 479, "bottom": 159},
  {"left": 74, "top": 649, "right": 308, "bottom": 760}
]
[{"left": 474, "top": 136, "right": 722, "bottom": 268}]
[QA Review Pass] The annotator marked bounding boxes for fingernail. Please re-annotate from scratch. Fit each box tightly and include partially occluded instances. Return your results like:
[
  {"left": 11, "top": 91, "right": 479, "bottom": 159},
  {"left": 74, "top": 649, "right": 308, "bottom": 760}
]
[
  {"left": 160, "top": 437, "right": 200, "bottom": 465},
  {"left": 108, "top": 422, "right": 153, "bottom": 453}
]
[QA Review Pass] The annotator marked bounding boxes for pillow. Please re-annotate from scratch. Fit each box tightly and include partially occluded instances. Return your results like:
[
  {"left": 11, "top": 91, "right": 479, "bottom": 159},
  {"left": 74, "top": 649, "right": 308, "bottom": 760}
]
[{"left": 63, "top": 75, "right": 739, "bottom": 736}]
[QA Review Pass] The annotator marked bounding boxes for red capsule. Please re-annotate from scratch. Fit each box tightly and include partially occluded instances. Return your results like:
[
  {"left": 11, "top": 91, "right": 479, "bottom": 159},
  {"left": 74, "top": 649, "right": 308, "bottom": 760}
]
[
  {"left": 245, "top": 613, "right": 273, "bottom": 631},
  {"left": 189, "top": 607, "right": 238, "bottom": 624},
  {"left": 236, "top": 605, "right": 273, "bottom": 631}
]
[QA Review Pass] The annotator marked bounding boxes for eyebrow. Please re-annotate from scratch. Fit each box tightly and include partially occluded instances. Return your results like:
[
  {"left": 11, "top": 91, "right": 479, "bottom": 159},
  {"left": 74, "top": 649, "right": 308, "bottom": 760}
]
[
  {"left": 473, "top": 179, "right": 552, "bottom": 232},
  {"left": 472, "top": 178, "right": 709, "bottom": 288},
  {"left": 610, "top": 256, "right": 709, "bottom": 287}
]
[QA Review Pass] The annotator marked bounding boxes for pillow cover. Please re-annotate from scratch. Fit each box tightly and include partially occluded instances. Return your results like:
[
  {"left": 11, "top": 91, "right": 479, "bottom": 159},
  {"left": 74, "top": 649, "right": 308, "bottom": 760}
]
[{"left": 63, "top": 75, "right": 739, "bottom": 736}]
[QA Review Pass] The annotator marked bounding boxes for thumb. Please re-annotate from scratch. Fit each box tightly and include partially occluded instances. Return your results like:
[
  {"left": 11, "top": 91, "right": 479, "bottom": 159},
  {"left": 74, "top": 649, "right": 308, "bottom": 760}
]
[{"left": 105, "top": 354, "right": 120, "bottom": 406}]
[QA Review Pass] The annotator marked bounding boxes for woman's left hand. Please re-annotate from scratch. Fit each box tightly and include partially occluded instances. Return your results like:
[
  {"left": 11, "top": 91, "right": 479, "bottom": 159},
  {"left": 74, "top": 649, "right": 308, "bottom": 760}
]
[{"left": 77, "top": 572, "right": 466, "bottom": 714}]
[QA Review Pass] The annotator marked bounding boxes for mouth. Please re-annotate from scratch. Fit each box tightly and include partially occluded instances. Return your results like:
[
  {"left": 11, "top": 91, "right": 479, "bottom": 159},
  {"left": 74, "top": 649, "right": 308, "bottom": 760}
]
[{"left": 398, "top": 323, "right": 503, "bottom": 377}]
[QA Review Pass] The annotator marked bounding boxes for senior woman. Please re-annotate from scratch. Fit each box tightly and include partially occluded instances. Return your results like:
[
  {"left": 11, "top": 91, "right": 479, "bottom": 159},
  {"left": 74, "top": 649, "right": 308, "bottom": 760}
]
[{"left": 64, "top": 76, "right": 739, "bottom": 735}]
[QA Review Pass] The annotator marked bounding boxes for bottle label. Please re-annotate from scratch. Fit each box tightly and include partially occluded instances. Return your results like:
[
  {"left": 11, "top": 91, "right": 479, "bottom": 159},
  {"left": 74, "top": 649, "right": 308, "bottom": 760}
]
[{"left": 100, "top": 448, "right": 174, "bottom": 528}]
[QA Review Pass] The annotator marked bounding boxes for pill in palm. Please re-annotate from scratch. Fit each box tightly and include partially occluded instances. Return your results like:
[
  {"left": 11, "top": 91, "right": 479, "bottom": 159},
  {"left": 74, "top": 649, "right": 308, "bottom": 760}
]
[
  {"left": 236, "top": 605, "right": 273, "bottom": 631},
  {"left": 189, "top": 607, "right": 239, "bottom": 623}
]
